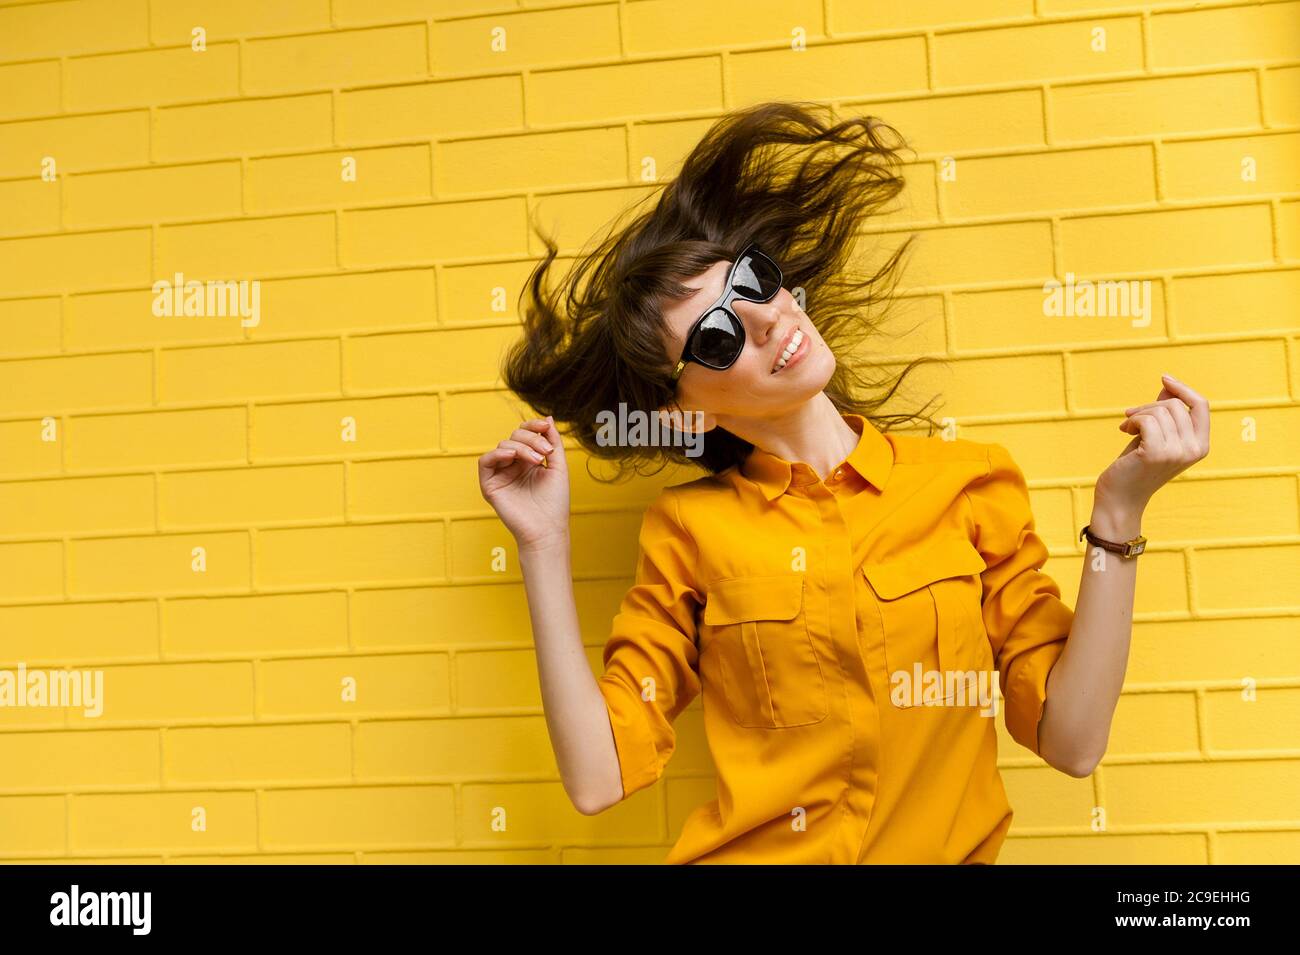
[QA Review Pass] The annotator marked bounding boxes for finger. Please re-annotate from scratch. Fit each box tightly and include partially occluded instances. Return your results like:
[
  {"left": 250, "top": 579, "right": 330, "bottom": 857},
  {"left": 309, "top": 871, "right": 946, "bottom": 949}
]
[
  {"left": 1148, "top": 404, "right": 1180, "bottom": 452},
  {"left": 1119, "top": 407, "right": 1170, "bottom": 455},
  {"left": 1124, "top": 398, "right": 1195, "bottom": 449},
  {"left": 518, "top": 417, "right": 552, "bottom": 433},
  {"left": 1122, "top": 396, "right": 1171, "bottom": 414},
  {"left": 1160, "top": 374, "right": 1211, "bottom": 447},
  {"left": 1161, "top": 398, "right": 1197, "bottom": 450},
  {"left": 500, "top": 438, "right": 547, "bottom": 467},
  {"left": 1122, "top": 392, "right": 1181, "bottom": 415},
  {"left": 538, "top": 415, "right": 567, "bottom": 471},
  {"left": 512, "top": 418, "right": 560, "bottom": 468},
  {"left": 511, "top": 426, "right": 554, "bottom": 458},
  {"left": 478, "top": 447, "right": 520, "bottom": 483}
]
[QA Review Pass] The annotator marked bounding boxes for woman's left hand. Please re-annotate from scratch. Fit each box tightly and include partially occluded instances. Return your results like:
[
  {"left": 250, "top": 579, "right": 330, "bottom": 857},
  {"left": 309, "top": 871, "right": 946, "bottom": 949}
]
[{"left": 1096, "top": 373, "right": 1210, "bottom": 512}]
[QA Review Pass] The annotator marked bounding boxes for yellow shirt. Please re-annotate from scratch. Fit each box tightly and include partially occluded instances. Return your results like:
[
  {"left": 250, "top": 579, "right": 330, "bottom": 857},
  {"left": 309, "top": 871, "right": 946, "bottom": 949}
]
[{"left": 596, "top": 412, "right": 1075, "bottom": 864}]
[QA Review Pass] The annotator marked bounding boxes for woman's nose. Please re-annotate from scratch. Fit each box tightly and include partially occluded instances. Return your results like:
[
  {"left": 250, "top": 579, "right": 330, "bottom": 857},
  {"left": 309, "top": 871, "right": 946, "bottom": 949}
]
[{"left": 734, "top": 297, "right": 781, "bottom": 340}]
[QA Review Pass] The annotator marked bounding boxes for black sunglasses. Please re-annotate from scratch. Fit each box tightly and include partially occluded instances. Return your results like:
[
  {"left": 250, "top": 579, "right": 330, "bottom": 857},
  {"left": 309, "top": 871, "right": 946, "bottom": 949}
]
[{"left": 670, "top": 243, "right": 783, "bottom": 383}]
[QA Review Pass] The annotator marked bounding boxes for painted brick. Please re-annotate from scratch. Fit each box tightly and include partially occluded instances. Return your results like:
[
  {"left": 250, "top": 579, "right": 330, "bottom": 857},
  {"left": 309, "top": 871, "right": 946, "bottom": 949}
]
[
  {"left": 1149, "top": 2, "right": 1300, "bottom": 70},
  {"left": 436, "top": 127, "right": 627, "bottom": 194},
  {"left": 257, "top": 653, "right": 449, "bottom": 717},
  {"left": 0, "top": 475, "right": 154, "bottom": 538},
  {"left": 68, "top": 532, "right": 251, "bottom": 597},
  {"left": 0, "top": 111, "right": 150, "bottom": 177},
  {"left": 431, "top": 5, "right": 620, "bottom": 75},
  {"left": 64, "top": 661, "right": 256, "bottom": 725},
  {"left": 159, "top": 464, "right": 346, "bottom": 528},
  {"left": 0, "top": 601, "right": 158, "bottom": 665},
  {"left": 0, "top": 348, "right": 152, "bottom": 413},
  {"left": 70, "top": 791, "right": 258, "bottom": 852},
  {"left": 66, "top": 289, "right": 244, "bottom": 350},
  {"left": 247, "top": 269, "right": 437, "bottom": 338},
  {"left": 150, "top": 0, "right": 331, "bottom": 44},
  {"left": 65, "top": 161, "right": 243, "bottom": 228},
  {"left": 155, "top": 94, "right": 334, "bottom": 162},
  {"left": 527, "top": 58, "right": 723, "bottom": 125},
  {"left": 163, "top": 592, "right": 348, "bottom": 658},
  {"left": 260, "top": 785, "right": 453, "bottom": 848},
  {"left": 730, "top": 37, "right": 927, "bottom": 105},
  {"left": 0, "top": 229, "right": 151, "bottom": 297},
  {"left": 1050, "top": 71, "right": 1260, "bottom": 143},
  {"left": 159, "top": 340, "right": 341, "bottom": 404},
  {"left": 933, "top": 17, "right": 1142, "bottom": 87},
  {"left": 247, "top": 146, "right": 432, "bottom": 213},
  {"left": 65, "top": 44, "right": 240, "bottom": 111},
  {"left": 244, "top": 26, "right": 427, "bottom": 96},
  {"left": 0, "top": 298, "right": 61, "bottom": 357},
  {"left": 157, "top": 213, "right": 336, "bottom": 280},
  {"left": 67, "top": 407, "right": 247, "bottom": 472},
  {"left": 345, "top": 326, "right": 517, "bottom": 391},
  {"left": 337, "top": 76, "right": 523, "bottom": 143},
  {"left": 0, "top": 0, "right": 148, "bottom": 63},
  {"left": 251, "top": 395, "right": 440, "bottom": 461},
  {"left": 255, "top": 522, "right": 445, "bottom": 586},
  {"left": 164, "top": 724, "right": 351, "bottom": 785}
]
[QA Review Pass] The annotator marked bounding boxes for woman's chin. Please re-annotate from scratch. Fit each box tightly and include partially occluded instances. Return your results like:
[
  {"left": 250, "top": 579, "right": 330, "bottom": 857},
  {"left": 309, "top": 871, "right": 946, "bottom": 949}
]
[{"left": 772, "top": 350, "right": 834, "bottom": 395}]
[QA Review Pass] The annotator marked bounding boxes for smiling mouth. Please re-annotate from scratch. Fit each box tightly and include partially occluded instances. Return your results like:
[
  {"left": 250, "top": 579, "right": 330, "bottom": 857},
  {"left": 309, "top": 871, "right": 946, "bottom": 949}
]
[{"left": 772, "top": 328, "right": 805, "bottom": 373}]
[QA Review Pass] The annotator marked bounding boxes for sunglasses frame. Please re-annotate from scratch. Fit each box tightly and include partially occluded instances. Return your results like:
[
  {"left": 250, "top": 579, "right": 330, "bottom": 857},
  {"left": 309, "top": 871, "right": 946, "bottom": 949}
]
[{"left": 670, "top": 243, "right": 783, "bottom": 383}]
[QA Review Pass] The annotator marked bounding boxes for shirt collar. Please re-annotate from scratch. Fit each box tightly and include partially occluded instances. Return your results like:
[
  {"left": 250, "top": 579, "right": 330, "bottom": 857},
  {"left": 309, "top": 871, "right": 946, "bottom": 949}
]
[{"left": 739, "top": 413, "right": 894, "bottom": 502}]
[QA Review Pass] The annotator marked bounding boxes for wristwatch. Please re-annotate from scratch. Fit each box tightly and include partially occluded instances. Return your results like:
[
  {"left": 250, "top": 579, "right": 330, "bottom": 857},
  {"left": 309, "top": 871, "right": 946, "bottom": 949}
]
[{"left": 1079, "top": 524, "right": 1147, "bottom": 558}]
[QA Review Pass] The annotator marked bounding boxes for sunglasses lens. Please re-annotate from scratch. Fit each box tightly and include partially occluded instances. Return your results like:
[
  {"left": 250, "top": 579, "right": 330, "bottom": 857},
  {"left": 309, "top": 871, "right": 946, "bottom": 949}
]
[
  {"left": 732, "top": 249, "right": 782, "bottom": 301},
  {"left": 691, "top": 308, "right": 744, "bottom": 368}
]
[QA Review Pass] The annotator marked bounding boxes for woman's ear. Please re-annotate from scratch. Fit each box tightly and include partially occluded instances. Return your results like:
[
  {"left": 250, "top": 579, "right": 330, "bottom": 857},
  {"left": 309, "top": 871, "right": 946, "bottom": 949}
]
[{"left": 655, "top": 403, "right": 716, "bottom": 434}]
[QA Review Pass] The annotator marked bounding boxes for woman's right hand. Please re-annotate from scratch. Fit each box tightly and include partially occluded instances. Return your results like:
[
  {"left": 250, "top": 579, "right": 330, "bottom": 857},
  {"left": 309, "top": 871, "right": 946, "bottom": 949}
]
[{"left": 477, "top": 416, "right": 571, "bottom": 551}]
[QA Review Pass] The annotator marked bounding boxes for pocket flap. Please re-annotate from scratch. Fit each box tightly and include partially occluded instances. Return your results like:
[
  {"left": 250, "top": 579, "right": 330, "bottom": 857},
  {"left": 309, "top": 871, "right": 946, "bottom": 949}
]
[
  {"left": 862, "top": 537, "right": 986, "bottom": 600},
  {"left": 703, "top": 574, "right": 804, "bottom": 625}
]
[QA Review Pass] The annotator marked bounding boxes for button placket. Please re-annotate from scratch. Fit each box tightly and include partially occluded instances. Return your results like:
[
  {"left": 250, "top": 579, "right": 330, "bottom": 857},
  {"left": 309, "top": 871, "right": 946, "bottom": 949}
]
[{"left": 802, "top": 483, "right": 881, "bottom": 862}]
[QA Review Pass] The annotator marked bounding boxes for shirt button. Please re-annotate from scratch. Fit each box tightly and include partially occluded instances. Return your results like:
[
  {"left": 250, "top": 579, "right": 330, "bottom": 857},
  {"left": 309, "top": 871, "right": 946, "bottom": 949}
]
[{"left": 833, "top": 468, "right": 844, "bottom": 480}]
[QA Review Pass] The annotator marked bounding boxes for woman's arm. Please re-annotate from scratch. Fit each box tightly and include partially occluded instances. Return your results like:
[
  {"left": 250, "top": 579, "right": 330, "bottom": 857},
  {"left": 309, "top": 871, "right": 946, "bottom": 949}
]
[
  {"left": 1037, "top": 501, "right": 1141, "bottom": 777},
  {"left": 518, "top": 535, "right": 625, "bottom": 814},
  {"left": 477, "top": 417, "right": 622, "bottom": 815},
  {"left": 1037, "top": 374, "right": 1210, "bottom": 776}
]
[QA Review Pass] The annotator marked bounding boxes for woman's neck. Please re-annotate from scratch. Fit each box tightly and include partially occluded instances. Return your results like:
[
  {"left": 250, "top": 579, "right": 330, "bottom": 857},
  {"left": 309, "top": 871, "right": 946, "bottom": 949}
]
[{"left": 719, "top": 393, "right": 860, "bottom": 482}]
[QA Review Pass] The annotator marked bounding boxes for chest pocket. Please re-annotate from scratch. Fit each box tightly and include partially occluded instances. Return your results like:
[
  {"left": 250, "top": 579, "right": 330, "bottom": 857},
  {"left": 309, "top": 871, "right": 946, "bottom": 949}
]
[
  {"left": 862, "top": 537, "right": 991, "bottom": 707},
  {"left": 701, "top": 574, "right": 829, "bottom": 729}
]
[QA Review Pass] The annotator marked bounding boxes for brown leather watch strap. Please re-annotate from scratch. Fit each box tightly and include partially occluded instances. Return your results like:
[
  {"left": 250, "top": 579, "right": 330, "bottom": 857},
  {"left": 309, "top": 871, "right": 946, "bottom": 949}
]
[{"left": 1079, "top": 524, "right": 1147, "bottom": 558}]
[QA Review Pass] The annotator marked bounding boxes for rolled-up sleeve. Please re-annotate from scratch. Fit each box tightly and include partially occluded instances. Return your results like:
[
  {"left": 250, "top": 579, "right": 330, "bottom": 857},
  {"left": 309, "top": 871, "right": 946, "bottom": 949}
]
[
  {"left": 596, "top": 486, "right": 702, "bottom": 801},
  {"left": 964, "top": 442, "right": 1076, "bottom": 757}
]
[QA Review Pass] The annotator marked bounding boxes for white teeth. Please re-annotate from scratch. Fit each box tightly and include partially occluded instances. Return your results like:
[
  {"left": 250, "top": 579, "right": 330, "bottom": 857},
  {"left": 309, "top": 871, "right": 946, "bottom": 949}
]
[{"left": 774, "top": 329, "right": 804, "bottom": 372}]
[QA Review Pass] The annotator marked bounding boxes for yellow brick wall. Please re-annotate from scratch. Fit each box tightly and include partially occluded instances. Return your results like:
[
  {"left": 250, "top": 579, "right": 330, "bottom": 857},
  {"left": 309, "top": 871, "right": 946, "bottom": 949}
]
[{"left": 0, "top": 0, "right": 1297, "bottom": 864}]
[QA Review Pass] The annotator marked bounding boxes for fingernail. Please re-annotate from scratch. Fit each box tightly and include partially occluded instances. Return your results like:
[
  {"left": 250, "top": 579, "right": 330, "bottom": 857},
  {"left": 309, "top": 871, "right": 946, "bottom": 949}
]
[
  {"left": 539, "top": 441, "right": 553, "bottom": 452},
  {"left": 532, "top": 450, "right": 544, "bottom": 463},
  {"left": 1162, "top": 372, "right": 1176, "bottom": 381}
]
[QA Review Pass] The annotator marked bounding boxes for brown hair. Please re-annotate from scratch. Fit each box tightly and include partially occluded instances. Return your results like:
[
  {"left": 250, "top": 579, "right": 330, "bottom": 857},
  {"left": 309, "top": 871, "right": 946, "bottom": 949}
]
[{"left": 501, "top": 100, "right": 945, "bottom": 480}]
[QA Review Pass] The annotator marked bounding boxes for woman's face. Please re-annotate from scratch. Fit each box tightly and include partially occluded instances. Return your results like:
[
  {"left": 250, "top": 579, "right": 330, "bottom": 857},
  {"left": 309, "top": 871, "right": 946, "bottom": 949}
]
[{"left": 660, "top": 257, "right": 836, "bottom": 423}]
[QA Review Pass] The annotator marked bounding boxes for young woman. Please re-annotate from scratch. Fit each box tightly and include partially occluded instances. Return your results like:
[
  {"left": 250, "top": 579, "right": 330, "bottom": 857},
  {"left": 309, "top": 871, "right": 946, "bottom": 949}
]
[{"left": 477, "top": 102, "right": 1210, "bottom": 864}]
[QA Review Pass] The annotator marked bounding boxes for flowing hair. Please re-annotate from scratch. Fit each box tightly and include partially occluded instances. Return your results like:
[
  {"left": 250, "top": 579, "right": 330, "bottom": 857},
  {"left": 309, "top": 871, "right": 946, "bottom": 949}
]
[{"left": 501, "top": 100, "right": 945, "bottom": 480}]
